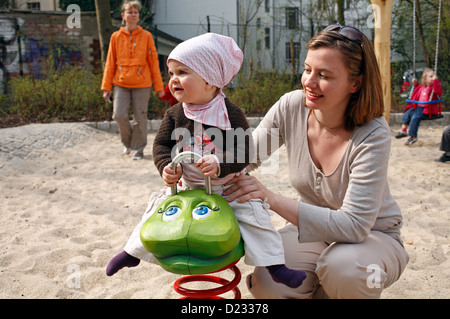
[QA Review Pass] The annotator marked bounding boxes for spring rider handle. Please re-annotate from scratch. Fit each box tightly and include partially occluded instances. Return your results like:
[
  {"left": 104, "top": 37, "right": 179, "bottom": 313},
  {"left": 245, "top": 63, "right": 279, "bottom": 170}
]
[{"left": 170, "top": 151, "right": 212, "bottom": 196}]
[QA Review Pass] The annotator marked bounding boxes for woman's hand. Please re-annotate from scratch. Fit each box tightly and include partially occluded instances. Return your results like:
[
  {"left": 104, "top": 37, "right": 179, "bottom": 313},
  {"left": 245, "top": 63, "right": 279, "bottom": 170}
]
[
  {"left": 103, "top": 90, "right": 111, "bottom": 101},
  {"left": 223, "top": 172, "right": 300, "bottom": 226},
  {"left": 223, "top": 173, "right": 270, "bottom": 203},
  {"left": 162, "top": 163, "right": 182, "bottom": 187}
]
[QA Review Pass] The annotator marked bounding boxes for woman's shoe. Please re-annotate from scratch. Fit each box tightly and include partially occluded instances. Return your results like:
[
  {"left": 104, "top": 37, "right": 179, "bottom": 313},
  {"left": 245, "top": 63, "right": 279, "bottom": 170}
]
[
  {"left": 132, "top": 150, "right": 144, "bottom": 160},
  {"left": 123, "top": 147, "right": 131, "bottom": 155},
  {"left": 434, "top": 153, "right": 450, "bottom": 162}
]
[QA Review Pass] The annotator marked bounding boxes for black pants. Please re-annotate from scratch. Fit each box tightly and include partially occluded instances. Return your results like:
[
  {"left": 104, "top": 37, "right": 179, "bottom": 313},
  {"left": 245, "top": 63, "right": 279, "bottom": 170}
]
[{"left": 440, "top": 126, "right": 450, "bottom": 152}]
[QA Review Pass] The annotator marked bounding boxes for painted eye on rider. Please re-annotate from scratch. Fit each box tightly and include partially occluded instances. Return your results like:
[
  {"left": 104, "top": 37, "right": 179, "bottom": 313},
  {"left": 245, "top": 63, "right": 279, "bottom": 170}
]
[
  {"left": 192, "top": 205, "right": 212, "bottom": 220},
  {"left": 162, "top": 206, "right": 182, "bottom": 222}
]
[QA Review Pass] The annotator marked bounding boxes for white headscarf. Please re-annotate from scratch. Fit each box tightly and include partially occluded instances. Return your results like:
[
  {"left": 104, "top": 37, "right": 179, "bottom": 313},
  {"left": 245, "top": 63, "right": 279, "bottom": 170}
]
[{"left": 168, "top": 33, "right": 243, "bottom": 130}]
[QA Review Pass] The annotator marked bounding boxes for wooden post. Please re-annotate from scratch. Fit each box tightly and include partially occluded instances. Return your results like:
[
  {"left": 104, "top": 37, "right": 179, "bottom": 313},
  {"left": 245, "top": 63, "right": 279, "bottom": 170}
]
[{"left": 370, "top": 0, "right": 393, "bottom": 123}]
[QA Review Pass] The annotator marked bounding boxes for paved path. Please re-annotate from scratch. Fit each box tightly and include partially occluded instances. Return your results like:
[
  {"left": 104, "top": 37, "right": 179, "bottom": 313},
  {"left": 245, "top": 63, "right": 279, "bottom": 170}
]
[
  {"left": 1, "top": 113, "right": 448, "bottom": 170},
  {"left": 0, "top": 119, "right": 263, "bottom": 170},
  {"left": 0, "top": 123, "right": 102, "bottom": 169}
]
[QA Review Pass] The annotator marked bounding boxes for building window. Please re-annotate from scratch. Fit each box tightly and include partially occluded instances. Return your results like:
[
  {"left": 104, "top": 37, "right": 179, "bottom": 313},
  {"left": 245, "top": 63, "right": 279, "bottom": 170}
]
[
  {"left": 265, "top": 28, "right": 270, "bottom": 49},
  {"left": 265, "top": 0, "right": 270, "bottom": 13},
  {"left": 286, "top": 7, "right": 299, "bottom": 29},
  {"left": 257, "top": 39, "right": 262, "bottom": 51},
  {"left": 285, "top": 41, "right": 300, "bottom": 63},
  {"left": 27, "top": 2, "right": 41, "bottom": 10}
]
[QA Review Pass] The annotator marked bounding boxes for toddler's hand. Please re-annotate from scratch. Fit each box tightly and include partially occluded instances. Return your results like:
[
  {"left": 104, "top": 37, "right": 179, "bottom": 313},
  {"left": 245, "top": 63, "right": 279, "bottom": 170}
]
[
  {"left": 162, "top": 163, "right": 182, "bottom": 187},
  {"left": 196, "top": 155, "right": 219, "bottom": 177}
]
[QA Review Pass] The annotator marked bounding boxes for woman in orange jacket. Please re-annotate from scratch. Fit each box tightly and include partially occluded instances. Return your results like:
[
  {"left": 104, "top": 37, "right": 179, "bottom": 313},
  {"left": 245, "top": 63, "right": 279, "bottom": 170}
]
[{"left": 101, "top": 0, "right": 164, "bottom": 160}]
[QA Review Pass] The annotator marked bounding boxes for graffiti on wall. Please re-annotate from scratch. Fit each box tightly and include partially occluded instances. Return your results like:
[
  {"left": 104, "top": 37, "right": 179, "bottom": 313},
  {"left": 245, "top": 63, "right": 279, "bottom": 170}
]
[
  {"left": 0, "top": 17, "right": 25, "bottom": 93},
  {"left": 0, "top": 16, "right": 84, "bottom": 94},
  {"left": 21, "top": 23, "right": 83, "bottom": 78}
]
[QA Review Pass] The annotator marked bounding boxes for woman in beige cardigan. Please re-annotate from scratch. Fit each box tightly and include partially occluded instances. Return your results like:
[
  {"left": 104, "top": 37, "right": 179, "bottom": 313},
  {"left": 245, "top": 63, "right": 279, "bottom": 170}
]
[{"left": 223, "top": 25, "right": 409, "bottom": 299}]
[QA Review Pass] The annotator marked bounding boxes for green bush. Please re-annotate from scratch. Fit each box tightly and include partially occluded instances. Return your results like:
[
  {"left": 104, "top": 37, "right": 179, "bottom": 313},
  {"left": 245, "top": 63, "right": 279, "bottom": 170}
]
[
  {"left": 3, "top": 58, "right": 446, "bottom": 128},
  {"left": 4, "top": 64, "right": 297, "bottom": 125},
  {"left": 9, "top": 63, "right": 111, "bottom": 122}
]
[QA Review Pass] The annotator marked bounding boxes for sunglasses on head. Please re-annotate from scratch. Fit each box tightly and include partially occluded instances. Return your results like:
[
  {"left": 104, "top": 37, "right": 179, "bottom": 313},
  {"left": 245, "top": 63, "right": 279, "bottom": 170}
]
[{"left": 324, "top": 24, "right": 363, "bottom": 45}]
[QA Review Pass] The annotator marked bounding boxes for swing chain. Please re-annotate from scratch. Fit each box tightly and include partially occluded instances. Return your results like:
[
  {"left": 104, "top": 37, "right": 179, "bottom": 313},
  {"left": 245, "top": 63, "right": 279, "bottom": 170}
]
[
  {"left": 412, "top": 0, "right": 416, "bottom": 78},
  {"left": 430, "top": 0, "right": 442, "bottom": 102},
  {"left": 410, "top": 0, "right": 442, "bottom": 101},
  {"left": 433, "top": 0, "right": 441, "bottom": 75},
  {"left": 408, "top": 0, "right": 417, "bottom": 100}
]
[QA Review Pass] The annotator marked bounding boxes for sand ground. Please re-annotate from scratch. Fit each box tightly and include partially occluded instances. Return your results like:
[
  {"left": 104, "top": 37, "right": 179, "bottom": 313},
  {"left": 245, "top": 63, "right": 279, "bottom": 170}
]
[{"left": 0, "top": 122, "right": 448, "bottom": 299}]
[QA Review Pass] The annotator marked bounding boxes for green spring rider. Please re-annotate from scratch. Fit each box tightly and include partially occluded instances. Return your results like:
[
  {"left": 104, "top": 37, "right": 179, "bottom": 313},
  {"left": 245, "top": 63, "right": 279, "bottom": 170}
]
[{"left": 140, "top": 152, "right": 245, "bottom": 298}]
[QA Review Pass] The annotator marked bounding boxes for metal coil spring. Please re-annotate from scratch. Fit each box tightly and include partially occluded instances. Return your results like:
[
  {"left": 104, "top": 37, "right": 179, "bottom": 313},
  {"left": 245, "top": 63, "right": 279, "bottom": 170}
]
[{"left": 173, "top": 265, "right": 241, "bottom": 299}]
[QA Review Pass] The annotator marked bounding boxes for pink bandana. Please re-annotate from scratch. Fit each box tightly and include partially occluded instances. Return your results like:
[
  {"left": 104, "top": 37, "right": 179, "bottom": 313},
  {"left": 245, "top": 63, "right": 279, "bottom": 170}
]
[{"left": 168, "top": 33, "right": 243, "bottom": 130}]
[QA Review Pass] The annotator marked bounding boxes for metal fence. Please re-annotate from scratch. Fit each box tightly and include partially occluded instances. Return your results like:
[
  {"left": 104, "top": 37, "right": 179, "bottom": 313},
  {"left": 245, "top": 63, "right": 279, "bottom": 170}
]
[
  {"left": 154, "top": 22, "right": 317, "bottom": 77},
  {"left": 0, "top": 17, "right": 435, "bottom": 96},
  {"left": 151, "top": 21, "right": 387, "bottom": 85}
]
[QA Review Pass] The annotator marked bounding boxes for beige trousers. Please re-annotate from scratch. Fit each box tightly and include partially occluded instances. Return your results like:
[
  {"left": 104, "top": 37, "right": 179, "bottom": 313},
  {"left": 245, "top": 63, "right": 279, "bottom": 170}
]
[
  {"left": 112, "top": 86, "right": 151, "bottom": 151},
  {"left": 246, "top": 223, "right": 409, "bottom": 299}
]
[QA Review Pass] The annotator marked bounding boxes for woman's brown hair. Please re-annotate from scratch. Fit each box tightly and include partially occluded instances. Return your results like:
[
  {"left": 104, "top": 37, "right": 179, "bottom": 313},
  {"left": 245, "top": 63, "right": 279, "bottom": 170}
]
[
  {"left": 121, "top": 0, "right": 141, "bottom": 12},
  {"left": 306, "top": 29, "right": 384, "bottom": 130}
]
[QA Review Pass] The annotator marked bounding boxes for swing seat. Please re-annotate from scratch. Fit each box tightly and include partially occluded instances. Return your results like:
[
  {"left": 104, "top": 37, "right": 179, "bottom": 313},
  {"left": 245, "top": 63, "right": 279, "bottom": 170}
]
[
  {"left": 422, "top": 114, "right": 444, "bottom": 121},
  {"left": 405, "top": 98, "right": 444, "bottom": 121},
  {"left": 405, "top": 98, "right": 444, "bottom": 105}
]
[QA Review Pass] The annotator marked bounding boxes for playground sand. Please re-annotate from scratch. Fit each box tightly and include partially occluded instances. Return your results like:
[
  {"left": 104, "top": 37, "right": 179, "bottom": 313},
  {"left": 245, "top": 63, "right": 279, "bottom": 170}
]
[{"left": 0, "top": 122, "right": 448, "bottom": 299}]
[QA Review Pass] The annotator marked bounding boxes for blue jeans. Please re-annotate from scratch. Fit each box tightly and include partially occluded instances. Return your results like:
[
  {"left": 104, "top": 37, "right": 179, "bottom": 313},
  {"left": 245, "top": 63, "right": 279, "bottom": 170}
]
[{"left": 401, "top": 107, "right": 426, "bottom": 138}]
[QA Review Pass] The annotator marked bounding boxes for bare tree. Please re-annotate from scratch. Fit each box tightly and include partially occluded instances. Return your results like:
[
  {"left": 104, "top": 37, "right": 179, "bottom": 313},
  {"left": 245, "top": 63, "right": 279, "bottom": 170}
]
[
  {"left": 237, "top": 0, "right": 264, "bottom": 54},
  {"left": 336, "top": 0, "right": 345, "bottom": 25},
  {"left": 413, "top": 0, "right": 431, "bottom": 67},
  {"left": 94, "top": 0, "right": 114, "bottom": 68}
]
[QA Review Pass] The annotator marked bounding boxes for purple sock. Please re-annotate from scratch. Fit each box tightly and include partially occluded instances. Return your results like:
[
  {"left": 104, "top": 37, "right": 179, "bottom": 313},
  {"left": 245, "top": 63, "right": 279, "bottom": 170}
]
[
  {"left": 267, "top": 264, "right": 306, "bottom": 288},
  {"left": 106, "top": 251, "right": 140, "bottom": 276}
]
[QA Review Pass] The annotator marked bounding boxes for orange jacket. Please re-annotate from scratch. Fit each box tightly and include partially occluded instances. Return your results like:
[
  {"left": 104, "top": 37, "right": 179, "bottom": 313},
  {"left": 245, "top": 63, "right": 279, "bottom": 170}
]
[{"left": 101, "top": 26, "right": 164, "bottom": 92}]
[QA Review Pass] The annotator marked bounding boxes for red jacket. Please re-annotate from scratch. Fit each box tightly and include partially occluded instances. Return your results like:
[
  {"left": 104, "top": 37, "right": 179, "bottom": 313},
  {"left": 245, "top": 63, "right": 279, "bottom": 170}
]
[
  {"left": 404, "top": 79, "right": 443, "bottom": 115},
  {"left": 159, "top": 83, "right": 178, "bottom": 107}
]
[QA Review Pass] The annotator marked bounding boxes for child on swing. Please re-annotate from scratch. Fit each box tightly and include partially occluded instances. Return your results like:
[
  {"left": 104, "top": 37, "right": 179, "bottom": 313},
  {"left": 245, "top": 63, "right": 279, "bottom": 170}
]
[
  {"left": 395, "top": 68, "right": 443, "bottom": 145},
  {"left": 106, "top": 33, "right": 306, "bottom": 289}
]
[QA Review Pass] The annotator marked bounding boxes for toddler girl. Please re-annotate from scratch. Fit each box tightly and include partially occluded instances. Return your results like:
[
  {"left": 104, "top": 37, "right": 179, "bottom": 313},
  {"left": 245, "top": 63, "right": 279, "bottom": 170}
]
[{"left": 106, "top": 33, "right": 306, "bottom": 289}]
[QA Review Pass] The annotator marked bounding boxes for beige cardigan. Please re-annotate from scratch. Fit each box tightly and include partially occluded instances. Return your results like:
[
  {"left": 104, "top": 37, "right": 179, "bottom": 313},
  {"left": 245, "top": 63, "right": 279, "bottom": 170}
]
[{"left": 248, "top": 90, "right": 403, "bottom": 245}]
